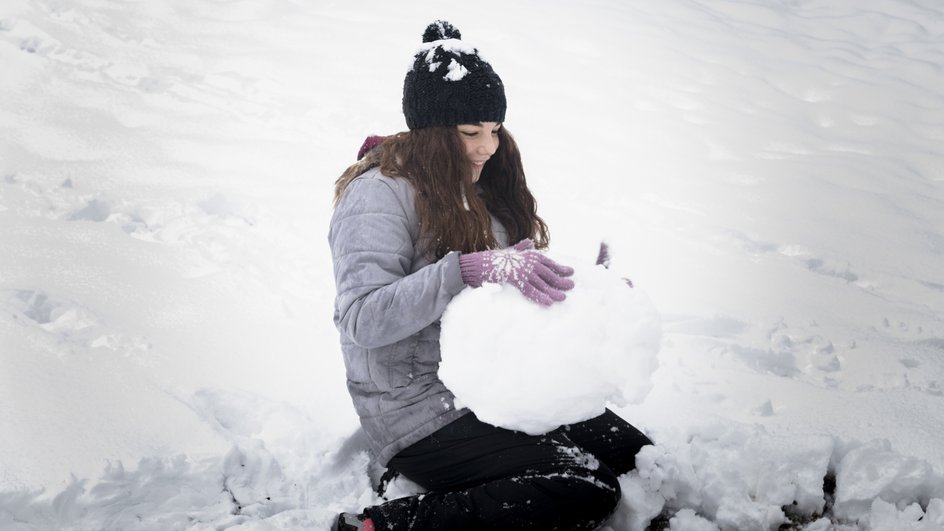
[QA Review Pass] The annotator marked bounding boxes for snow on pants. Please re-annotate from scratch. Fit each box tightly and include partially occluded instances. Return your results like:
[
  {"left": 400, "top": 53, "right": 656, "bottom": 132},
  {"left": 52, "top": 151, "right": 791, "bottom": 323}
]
[{"left": 365, "top": 409, "right": 653, "bottom": 530}]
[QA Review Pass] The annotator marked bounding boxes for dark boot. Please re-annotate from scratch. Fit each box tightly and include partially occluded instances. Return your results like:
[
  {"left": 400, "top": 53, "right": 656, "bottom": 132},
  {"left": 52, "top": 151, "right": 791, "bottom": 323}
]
[{"left": 332, "top": 512, "right": 375, "bottom": 531}]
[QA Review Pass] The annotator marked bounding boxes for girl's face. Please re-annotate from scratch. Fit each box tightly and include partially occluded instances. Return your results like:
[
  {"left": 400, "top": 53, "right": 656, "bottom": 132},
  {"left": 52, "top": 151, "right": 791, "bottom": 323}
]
[{"left": 457, "top": 122, "right": 501, "bottom": 182}]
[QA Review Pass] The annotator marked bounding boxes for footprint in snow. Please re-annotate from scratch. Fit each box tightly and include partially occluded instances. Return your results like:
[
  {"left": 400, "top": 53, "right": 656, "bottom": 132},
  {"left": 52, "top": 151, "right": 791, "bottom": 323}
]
[
  {"left": 67, "top": 198, "right": 112, "bottom": 222},
  {"left": 2, "top": 288, "right": 149, "bottom": 358}
]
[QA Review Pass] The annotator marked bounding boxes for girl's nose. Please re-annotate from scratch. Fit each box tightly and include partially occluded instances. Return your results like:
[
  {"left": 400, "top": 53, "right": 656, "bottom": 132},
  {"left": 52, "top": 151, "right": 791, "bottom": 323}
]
[{"left": 479, "top": 136, "right": 497, "bottom": 155}]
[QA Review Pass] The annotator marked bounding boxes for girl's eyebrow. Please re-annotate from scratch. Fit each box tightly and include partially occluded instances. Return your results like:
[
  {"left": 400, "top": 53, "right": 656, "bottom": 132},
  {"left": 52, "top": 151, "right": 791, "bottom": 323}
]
[{"left": 458, "top": 123, "right": 501, "bottom": 129}]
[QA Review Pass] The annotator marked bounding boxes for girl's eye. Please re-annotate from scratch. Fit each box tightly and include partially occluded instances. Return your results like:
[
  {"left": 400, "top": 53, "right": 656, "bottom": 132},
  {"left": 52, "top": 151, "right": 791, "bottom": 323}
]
[{"left": 461, "top": 131, "right": 477, "bottom": 137}]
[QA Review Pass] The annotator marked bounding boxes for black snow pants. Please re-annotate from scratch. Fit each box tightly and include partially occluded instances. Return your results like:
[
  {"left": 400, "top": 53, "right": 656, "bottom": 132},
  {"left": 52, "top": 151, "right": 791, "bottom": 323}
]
[{"left": 365, "top": 409, "right": 653, "bottom": 530}]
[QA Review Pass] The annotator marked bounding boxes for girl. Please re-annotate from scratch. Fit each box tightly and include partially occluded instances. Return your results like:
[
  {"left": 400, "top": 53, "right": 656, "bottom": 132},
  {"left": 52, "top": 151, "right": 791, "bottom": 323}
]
[{"left": 329, "top": 20, "right": 652, "bottom": 531}]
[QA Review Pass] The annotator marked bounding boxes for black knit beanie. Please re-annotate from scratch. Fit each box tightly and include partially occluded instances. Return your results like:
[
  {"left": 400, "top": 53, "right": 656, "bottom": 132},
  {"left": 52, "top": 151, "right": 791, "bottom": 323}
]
[{"left": 402, "top": 20, "right": 506, "bottom": 130}]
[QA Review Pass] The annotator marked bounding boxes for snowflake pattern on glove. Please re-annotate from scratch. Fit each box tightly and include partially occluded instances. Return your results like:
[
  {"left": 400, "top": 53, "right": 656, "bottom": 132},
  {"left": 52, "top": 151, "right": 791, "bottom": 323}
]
[{"left": 483, "top": 248, "right": 529, "bottom": 286}]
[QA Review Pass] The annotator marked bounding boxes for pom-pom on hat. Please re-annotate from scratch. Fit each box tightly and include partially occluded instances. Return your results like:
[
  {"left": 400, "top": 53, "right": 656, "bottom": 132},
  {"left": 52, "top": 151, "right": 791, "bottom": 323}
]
[{"left": 402, "top": 20, "right": 506, "bottom": 130}]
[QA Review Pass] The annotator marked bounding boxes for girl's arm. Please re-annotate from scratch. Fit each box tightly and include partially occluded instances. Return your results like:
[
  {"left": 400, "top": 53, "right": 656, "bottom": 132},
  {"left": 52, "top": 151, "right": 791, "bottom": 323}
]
[{"left": 329, "top": 175, "right": 465, "bottom": 349}]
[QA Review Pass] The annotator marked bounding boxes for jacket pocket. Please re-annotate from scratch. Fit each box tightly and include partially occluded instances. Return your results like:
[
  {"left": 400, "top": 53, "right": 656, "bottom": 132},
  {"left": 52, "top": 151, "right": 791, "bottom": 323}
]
[
  {"left": 367, "top": 334, "right": 419, "bottom": 390},
  {"left": 411, "top": 323, "right": 442, "bottom": 379}
]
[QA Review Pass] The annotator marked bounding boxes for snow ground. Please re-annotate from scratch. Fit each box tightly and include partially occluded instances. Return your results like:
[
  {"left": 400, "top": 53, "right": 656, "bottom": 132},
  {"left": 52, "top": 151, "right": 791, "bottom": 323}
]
[{"left": 1, "top": 0, "right": 944, "bottom": 529}]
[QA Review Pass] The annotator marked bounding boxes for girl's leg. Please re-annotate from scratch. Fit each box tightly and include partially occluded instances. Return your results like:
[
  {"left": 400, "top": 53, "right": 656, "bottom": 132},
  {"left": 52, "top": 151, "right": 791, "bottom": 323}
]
[
  {"left": 558, "top": 409, "right": 653, "bottom": 476},
  {"left": 365, "top": 413, "right": 621, "bottom": 531}
]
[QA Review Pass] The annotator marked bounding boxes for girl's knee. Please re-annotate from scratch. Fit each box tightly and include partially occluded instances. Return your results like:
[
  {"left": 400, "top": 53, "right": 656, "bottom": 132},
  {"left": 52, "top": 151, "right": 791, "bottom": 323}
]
[
  {"left": 544, "top": 470, "right": 621, "bottom": 530},
  {"left": 585, "top": 471, "right": 622, "bottom": 525}
]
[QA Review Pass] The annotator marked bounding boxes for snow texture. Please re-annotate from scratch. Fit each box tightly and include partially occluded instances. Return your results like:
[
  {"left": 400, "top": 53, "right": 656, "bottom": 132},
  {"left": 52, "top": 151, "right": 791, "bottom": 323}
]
[
  {"left": 443, "top": 59, "right": 469, "bottom": 82},
  {"left": 2, "top": 0, "right": 944, "bottom": 529},
  {"left": 417, "top": 38, "right": 480, "bottom": 77}
]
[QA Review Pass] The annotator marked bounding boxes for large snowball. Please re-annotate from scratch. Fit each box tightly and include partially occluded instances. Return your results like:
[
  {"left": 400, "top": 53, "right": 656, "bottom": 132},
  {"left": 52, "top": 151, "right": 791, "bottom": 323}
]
[{"left": 440, "top": 260, "right": 661, "bottom": 435}]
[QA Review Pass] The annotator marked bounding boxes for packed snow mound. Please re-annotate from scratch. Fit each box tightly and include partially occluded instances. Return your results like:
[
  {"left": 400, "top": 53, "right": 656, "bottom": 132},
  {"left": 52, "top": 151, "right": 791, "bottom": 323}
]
[
  {"left": 439, "top": 260, "right": 661, "bottom": 435},
  {"left": 609, "top": 424, "right": 944, "bottom": 531}
]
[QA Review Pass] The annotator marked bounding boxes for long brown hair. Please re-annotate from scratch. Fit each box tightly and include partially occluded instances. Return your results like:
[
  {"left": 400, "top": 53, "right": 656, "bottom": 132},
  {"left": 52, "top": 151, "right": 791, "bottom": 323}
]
[{"left": 334, "top": 126, "right": 550, "bottom": 259}]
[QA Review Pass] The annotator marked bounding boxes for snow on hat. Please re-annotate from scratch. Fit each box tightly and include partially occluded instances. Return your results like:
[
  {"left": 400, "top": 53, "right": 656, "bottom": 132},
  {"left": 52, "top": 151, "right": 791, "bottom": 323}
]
[{"left": 402, "top": 20, "right": 506, "bottom": 130}]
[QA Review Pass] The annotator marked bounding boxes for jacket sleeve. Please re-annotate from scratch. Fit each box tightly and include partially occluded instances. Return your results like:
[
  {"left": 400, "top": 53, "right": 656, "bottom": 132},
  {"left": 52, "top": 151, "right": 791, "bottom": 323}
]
[{"left": 329, "top": 175, "right": 466, "bottom": 349}]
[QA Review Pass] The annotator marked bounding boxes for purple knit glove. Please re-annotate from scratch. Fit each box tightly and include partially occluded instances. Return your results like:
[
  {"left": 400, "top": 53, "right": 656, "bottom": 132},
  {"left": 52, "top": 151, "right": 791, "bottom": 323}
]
[{"left": 459, "top": 240, "right": 575, "bottom": 306}]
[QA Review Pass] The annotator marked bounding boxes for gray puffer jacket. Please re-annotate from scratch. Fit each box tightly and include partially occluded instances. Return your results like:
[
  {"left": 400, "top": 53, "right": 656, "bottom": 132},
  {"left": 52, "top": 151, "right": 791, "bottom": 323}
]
[{"left": 329, "top": 167, "right": 509, "bottom": 467}]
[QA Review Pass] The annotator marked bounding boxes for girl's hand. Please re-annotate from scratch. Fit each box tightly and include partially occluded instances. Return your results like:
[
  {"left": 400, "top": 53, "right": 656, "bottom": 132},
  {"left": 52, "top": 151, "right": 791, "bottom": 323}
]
[{"left": 459, "top": 239, "right": 575, "bottom": 306}]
